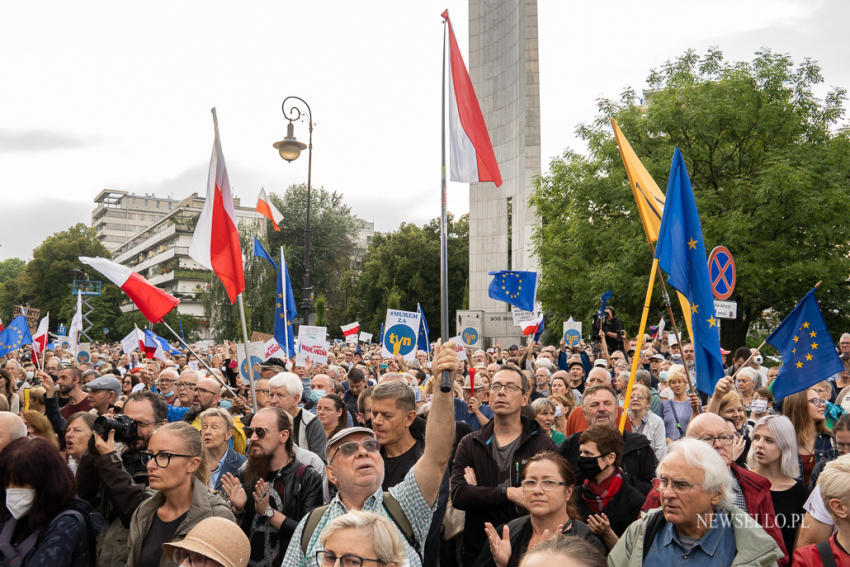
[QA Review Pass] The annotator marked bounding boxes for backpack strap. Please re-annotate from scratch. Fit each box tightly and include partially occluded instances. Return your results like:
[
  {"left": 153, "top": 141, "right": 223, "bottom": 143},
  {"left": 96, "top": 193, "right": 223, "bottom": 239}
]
[
  {"left": 300, "top": 505, "right": 329, "bottom": 556},
  {"left": 381, "top": 492, "right": 420, "bottom": 556},
  {"left": 818, "top": 539, "right": 838, "bottom": 567},
  {"left": 642, "top": 510, "right": 667, "bottom": 560}
]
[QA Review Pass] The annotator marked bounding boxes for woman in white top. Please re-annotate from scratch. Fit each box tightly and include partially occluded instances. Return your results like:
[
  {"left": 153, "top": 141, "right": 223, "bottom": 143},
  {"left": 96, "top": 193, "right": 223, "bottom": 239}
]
[{"left": 626, "top": 384, "right": 667, "bottom": 461}]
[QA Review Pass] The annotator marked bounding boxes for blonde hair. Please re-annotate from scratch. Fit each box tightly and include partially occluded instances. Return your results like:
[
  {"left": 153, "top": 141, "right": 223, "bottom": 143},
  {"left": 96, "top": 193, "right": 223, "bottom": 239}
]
[
  {"left": 819, "top": 454, "right": 850, "bottom": 522},
  {"left": 666, "top": 364, "right": 687, "bottom": 384},
  {"left": 153, "top": 421, "right": 209, "bottom": 487},
  {"left": 199, "top": 407, "right": 234, "bottom": 431},
  {"left": 21, "top": 410, "right": 59, "bottom": 448},
  {"left": 319, "top": 511, "right": 404, "bottom": 565}
]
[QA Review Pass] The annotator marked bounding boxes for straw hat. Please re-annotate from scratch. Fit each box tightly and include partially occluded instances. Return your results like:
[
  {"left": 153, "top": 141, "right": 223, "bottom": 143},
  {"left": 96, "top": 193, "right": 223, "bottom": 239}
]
[{"left": 162, "top": 516, "right": 250, "bottom": 567}]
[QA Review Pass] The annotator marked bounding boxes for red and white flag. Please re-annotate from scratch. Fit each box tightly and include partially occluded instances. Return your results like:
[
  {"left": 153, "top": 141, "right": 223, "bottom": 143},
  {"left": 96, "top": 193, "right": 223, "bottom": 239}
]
[
  {"left": 189, "top": 109, "right": 245, "bottom": 303},
  {"left": 31, "top": 313, "right": 49, "bottom": 365},
  {"left": 442, "top": 10, "right": 502, "bottom": 187},
  {"left": 0, "top": 317, "right": 4, "bottom": 331},
  {"left": 256, "top": 187, "right": 284, "bottom": 231},
  {"left": 521, "top": 314, "right": 543, "bottom": 336},
  {"left": 341, "top": 322, "right": 360, "bottom": 337},
  {"left": 79, "top": 256, "right": 179, "bottom": 323}
]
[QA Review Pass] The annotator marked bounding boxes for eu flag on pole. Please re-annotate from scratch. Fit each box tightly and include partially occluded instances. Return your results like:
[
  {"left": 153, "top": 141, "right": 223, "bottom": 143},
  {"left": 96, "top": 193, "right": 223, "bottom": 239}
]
[
  {"left": 766, "top": 288, "right": 843, "bottom": 400},
  {"left": 274, "top": 248, "right": 298, "bottom": 357},
  {"left": 0, "top": 316, "right": 33, "bottom": 357},
  {"left": 533, "top": 314, "right": 546, "bottom": 343},
  {"left": 416, "top": 303, "right": 430, "bottom": 354},
  {"left": 654, "top": 148, "right": 725, "bottom": 395},
  {"left": 253, "top": 238, "right": 277, "bottom": 269},
  {"left": 488, "top": 270, "right": 538, "bottom": 312},
  {"left": 598, "top": 290, "right": 612, "bottom": 318}
]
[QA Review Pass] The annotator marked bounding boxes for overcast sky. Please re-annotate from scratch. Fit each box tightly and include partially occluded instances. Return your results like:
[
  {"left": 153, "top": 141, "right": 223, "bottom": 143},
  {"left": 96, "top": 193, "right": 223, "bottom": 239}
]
[{"left": 1, "top": 0, "right": 846, "bottom": 261}]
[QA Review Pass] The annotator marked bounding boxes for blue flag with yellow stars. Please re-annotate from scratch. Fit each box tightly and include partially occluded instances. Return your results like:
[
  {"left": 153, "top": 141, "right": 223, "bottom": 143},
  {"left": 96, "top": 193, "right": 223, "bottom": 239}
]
[
  {"left": 253, "top": 238, "right": 277, "bottom": 269},
  {"left": 416, "top": 303, "right": 430, "bottom": 355},
  {"left": 654, "top": 148, "right": 725, "bottom": 395},
  {"left": 487, "top": 270, "right": 538, "bottom": 312},
  {"left": 274, "top": 247, "right": 298, "bottom": 357},
  {"left": 0, "top": 316, "right": 33, "bottom": 357},
  {"left": 766, "top": 288, "right": 843, "bottom": 400}
]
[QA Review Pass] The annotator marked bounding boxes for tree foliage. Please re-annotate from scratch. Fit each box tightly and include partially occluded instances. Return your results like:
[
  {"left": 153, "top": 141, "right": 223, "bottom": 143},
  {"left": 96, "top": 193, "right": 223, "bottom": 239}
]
[
  {"left": 531, "top": 49, "right": 850, "bottom": 349},
  {"left": 0, "top": 258, "right": 25, "bottom": 284},
  {"left": 345, "top": 214, "right": 469, "bottom": 340}
]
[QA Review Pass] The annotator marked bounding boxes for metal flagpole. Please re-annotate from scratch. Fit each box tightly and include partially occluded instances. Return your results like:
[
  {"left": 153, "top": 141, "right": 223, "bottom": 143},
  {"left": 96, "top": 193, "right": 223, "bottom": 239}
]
[
  {"left": 438, "top": 18, "right": 451, "bottom": 393},
  {"left": 236, "top": 294, "right": 259, "bottom": 413},
  {"left": 159, "top": 320, "right": 239, "bottom": 398}
]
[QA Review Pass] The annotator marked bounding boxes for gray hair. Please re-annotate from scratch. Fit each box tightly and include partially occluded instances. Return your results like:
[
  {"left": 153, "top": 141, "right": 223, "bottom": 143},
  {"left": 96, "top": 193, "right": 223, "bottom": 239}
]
[
  {"left": 535, "top": 359, "right": 554, "bottom": 371},
  {"left": 586, "top": 367, "right": 611, "bottom": 384},
  {"left": 372, "top": 380, "right": 416, "bottom": 413},
  {"left": 319, "top": 511, "right": 405, "bottom": 565},
  {"left": 159, "top": 368, "right": 179, "bottom": 381},
  {"left": 660, "top": 438, "right": 734, "bottom": 510},
  {"left": 530, "top": 397, "right": 555, "bottom": 416},
  {"left": 746, "top": 415, "right": 800, "bottom": 479},
  {"left": 268, "top": 371, "right": 303, "bottom": 399},
  {"left": 736, "top": 367, "right": 759, "bottom": 383},
  {"left": 199, "top": 407, "right": 234, "bottom": 431}
]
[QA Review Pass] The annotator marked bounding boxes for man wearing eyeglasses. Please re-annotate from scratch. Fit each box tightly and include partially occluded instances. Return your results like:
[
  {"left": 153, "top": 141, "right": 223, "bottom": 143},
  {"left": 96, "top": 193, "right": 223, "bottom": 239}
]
[
  {"left": 640, "top": 412, "right": 790, "bottom": 565},
  {"left": 282, "top": 340, "right": 461, "bottom": 567},
  {"left": 449, "top": 363, "right": 557, "bottom": 565},
  {"left": 173, "top": 369, "right": 199, "bottom": 408}
]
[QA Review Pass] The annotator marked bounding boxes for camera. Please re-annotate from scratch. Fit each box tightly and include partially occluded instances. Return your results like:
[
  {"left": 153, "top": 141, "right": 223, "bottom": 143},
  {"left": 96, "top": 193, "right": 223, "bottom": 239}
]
[{"left": 93, "top": 414, "right": 138, "bottom": 445}]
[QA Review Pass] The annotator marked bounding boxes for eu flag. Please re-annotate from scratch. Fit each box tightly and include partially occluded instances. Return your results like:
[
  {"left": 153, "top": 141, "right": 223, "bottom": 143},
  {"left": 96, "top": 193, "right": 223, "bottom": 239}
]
[
  {"left": 654, "top": 148, "right": 725, "bottom": 395},
  {"left": 488, "top": 270, "right": 538, "bottom": 312},
  {"left": 253, "top": 237, "right": 277, "bottom": 269},
  {"left": 145, "top": 330, "right": 181, "bottom": 356},
  {"left": 0, "top": 316, "right": 34, "bottom": 357},
  {"left": 416, "top": 303, "right": 430, "bottom": 354},
  {"left": 599, "top": 290, "right": 612, "bottom": 318},
  {"left": 274, "top": 247, "right": 298, "bottom": 357},
  {"left": 766, "top": 288, "right": 843, "bottom": 400}
]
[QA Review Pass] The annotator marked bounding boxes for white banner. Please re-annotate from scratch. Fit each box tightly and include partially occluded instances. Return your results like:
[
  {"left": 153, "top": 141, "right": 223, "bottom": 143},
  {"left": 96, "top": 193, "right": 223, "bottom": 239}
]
[
  {"left": 120, "top": 329, "right": 140, "bottom": 355},
  {"left": 381, "top": 309, "right": 421, "bottom": 361},
  {"left": 512, "top": 308, "right": 537, "bottom": 327},
  {"left": 263, "top": 338, "right": 284, "bottom": 360},
  {"left": 345, "top": 334, "right": 358, "bottom": 344},
  {"left": 562, "top": 316, "right": 582, "bottom": 347},
  {"left": 298, "top": 326, "right": 327, "bottom": 342},
  {"left": 76, "top": 343, "right": 91, "bottom": 364},
  {"left": 457, "top": 310, "right": 483, "bottom": 348},
  {"left": 449, "top": 336, "right": 468, "bottom": 361},
  {"left": 297, "top": 337, "right": 330, "bottom": 365},
  {"left": 359, "top": 331, "right": 373, "bottom": 344}
]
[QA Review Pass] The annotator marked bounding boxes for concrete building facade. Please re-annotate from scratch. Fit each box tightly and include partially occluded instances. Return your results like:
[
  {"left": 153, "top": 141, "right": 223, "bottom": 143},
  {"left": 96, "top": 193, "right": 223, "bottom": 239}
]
[
  {"left": 92, "top": 189, "right": 180, "bottom": 253},
  {"left": 465, "top": 0, "right": 541, "bottom": 344}
]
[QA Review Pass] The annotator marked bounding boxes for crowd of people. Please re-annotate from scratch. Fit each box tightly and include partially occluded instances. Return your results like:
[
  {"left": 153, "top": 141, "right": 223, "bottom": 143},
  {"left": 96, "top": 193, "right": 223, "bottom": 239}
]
[{"left": 3, "top": 311, "right": 850, "bottom": 566}]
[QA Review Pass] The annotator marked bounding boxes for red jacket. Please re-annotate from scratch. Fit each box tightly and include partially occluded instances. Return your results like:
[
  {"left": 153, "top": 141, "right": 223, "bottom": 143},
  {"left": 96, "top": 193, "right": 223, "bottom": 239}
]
[
  {"left": 641, "top": 463, "right": 788, "bottom": 567},
  {"left": 793, "top": 535, "right": 850, "bottom": 567}
]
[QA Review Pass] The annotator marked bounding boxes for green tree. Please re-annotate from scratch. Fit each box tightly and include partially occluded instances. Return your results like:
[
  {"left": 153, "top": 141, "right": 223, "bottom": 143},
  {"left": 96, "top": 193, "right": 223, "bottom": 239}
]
[
  {"left": 349, "top": 214, "right": 468, "bottom": 340},
  {"left": 0, "top": 258, "right": 25, "bottom": 283},
  {"left": 531, "top": 49, "right": 850, "bottom": 349}
]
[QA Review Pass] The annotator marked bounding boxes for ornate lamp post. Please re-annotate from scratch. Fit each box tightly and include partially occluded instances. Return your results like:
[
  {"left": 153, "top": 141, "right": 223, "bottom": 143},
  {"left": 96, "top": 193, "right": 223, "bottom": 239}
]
[{"left": 273, "top": 96, "right": 313, "bottom": 323}]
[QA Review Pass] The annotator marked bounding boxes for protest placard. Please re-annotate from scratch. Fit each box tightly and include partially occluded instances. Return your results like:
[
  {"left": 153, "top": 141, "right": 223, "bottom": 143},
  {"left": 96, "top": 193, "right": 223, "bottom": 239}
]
[{"left": 381, "top": 309, "right": 421, "bottom": 361}]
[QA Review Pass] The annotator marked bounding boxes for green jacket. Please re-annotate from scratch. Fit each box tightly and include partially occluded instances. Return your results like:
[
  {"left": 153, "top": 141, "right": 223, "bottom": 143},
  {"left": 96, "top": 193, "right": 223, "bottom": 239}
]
[
  {"left": 126, "top": 477, "right": 235, "bottom": 567},
  {"left": 608, "top": 506, "right": 783, "bottom": 567}
]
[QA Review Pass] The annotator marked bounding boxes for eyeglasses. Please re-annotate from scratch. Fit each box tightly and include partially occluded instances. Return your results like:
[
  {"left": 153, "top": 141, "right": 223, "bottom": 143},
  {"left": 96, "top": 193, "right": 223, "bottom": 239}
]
[
  {"left": 489, "top": 382, "right": 524, "bottom": 394},
  {"left": 175, "top": 382, "right": 197, "bottom": 390},
  {"left": 139, "top": 451, "right": 194, "bottom": 468},
  {"left": 254, "top": 389, "right": 269, "bottom": 394},
  {"left": 698, "top": 434, "right": 737, "bottom": 446},
  {"left": 315, "top": 551, "right": 385, "bottom": 567},
  {"left": 244, "top": 426, "right": 272, "bottom": 439},
  {"left": 195, "top": 387, "right": 218, "bottom": 396},
  {"left": 329, "top": 439, "right": 381, "bottom": 463},
  {"left": 520, "top": 479, "right": 567, "bottom": 491},
  {"left": 175, "top": 549, "right": 216, "bottom": 567},
  {"left": 656, "top": 477, "right": 696, "bottom": 493},
  {"left": 808, "top": 398, "right": 826, "bottom": 407}
]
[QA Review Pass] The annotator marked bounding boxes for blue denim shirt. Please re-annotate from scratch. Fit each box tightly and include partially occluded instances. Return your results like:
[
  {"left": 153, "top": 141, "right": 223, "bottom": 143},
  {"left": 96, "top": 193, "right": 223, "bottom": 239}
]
[{"left": 646, "top": 514, "right": 737, "bottom": 566}]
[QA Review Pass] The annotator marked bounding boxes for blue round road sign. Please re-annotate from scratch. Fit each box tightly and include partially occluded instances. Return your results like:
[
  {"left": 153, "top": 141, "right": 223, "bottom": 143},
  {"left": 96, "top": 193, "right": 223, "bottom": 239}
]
[
  {"left": 708, "top": 246, "right": 736, "bottom": 300},
  {"left": 462, "top": 327, "right": 479, "bottom": 346}
]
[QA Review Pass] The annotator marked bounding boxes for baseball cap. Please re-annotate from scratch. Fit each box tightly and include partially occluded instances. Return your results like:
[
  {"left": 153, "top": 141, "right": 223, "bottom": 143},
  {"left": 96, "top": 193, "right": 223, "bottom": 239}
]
[
  {"left": 260, "top": 357, "right": 286, "bottom": 370},
  {"left": 593, "top": 359, "right": 609, "bottom": 368},
  {"left": 85, "top": 375, "right": 122, "bottom": 397},
  {"left": 568, "top": 360, "right": 584, "bottom": 370},
  {"left": 325, "top": 426, "right": 377, "bottom": 461}
]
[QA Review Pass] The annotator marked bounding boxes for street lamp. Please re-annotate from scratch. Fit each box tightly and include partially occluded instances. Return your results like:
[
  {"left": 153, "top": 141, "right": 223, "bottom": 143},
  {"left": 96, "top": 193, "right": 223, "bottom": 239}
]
[{"left": 273, "top": 96, "right": 314, "bottom": 324}]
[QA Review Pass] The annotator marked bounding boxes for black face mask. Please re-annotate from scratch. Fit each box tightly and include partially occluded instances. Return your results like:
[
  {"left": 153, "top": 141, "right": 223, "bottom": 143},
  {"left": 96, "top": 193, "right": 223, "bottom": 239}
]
[{"left": 576, "top": 455, "right": 604, "bottom": 480}]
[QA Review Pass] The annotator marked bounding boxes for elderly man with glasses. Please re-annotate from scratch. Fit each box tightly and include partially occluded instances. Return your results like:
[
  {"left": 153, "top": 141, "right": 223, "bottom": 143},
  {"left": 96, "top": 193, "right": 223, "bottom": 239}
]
[
  {"left": 609, "top": 437, "right": 783, "bottom": 566},
  {"left": 282, "top": 340, "right": 461, "bottom": 567}
]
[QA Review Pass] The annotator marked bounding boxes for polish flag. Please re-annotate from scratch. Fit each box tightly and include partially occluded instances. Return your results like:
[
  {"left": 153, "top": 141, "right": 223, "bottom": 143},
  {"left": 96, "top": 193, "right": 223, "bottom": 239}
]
[
  {"left": 442, "top": 10, "right": 502, "bottom": 187},
  {"left": 189, "top": 108, "right": 245, "bottom": 304},
  {"left": 341, "top": 322, "right": 360, "bottom": 337},
  {"left": 521, "top": 314, "right": 543, "bottom": 336},
  {"left": 79, "top": 256, "right": 179, "bottom": 323},
  {"left": 256, "top": 187, "right": 284, "bottom": 231},
  {"left": 0, "top": 317, "right": 4, "bottom": 331},
  {"left": 31, "top": 313, "right": 49, "bottom": 365}
]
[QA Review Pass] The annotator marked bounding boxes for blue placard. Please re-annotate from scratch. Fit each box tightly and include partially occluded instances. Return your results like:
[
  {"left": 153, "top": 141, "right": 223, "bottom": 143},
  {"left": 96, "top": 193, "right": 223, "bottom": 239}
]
[
  {"left": 240, "top": 355, "right": 264, "bottom": 380},
  {"left": 564, "top": 328, "right": 581, "bottom": 347},
  {"left": 462, "top": 327, "right": 479, "bottom": 346},
  {"left": 384, "top": 324, "right": 417, "bottom": 357}
]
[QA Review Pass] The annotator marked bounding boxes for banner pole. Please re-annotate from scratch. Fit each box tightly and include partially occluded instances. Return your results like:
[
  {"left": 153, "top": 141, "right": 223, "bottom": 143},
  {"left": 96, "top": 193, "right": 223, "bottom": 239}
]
[
  {"left": 236, "top": 294, "right": 259, "bottom": 413},
  {"left": 438, "top": 18, "right": 451, "bottom": 393}
]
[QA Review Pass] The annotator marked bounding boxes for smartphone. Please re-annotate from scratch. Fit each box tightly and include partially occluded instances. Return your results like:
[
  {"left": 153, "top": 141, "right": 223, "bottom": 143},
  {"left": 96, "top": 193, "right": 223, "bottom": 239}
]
[{"left": 380, "top": 363, "right": 388, "bottom": 369}]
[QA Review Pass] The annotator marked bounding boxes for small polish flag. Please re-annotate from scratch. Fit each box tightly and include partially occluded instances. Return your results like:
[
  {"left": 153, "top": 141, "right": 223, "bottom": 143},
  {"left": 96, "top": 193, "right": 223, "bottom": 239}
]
[
  {"left": 0, "top": 317, "right": 4, "bottom": 331},
  {"left": 341, "top": 322, "right": 360, "bottom": 337},
  {"left": 256, "top": 187, "right": 284, "bottom": 231},
  {"left": 521, "top": 314, "right": 543, "bottom": 336},
  {"left": 79, "top": 256, "right": 179, "bottom": 323},
  {"left": 442, "top": 10, "right": 502, "bottom": 187},
  {"left": 31, "top": 313, "right": 49, "bottom": 365}
]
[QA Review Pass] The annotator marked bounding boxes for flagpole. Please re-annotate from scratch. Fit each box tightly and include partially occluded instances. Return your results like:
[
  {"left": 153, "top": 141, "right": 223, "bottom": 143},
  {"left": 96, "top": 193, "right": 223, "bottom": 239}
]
[
  {"left": 236, "top": 294, "right": 259, "bottom": 413},
  {"left": 438, "top": 17, "right": 451, "bottom": 393},
  {"left": 160, "top": 320, "right": 239, "bottom": 399}
]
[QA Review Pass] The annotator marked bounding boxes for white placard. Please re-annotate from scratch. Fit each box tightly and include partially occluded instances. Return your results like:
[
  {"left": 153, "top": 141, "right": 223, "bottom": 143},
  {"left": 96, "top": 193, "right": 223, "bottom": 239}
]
[
  {"left": 359, "top": 331, "right": 373, "bottom": 344},
  {"left": 298, "top": 326, "right": 327, "bottom": 342},
  {"left": 714, "top": 300, "right": 738, "bottom": 319},
  {"left": 297, "top": 337, "right": 330, "bottom": 365},
  {"left": 381, "top": 309, "right": 422, "bottom": 361},
  {"left": 263, "top": 338, "right": 284, "bottom": 360},
  {"left": 345, "top": 334, "right": 358, "bottom": 344},
  {"left": 562, "top": 316, "right": 582, "bottom": 347},
  {"left": 668, "top": 332, "right": 678, "bottom": 346},
  {"left": 76, "top": 343, "right": 91, "bottom": 363},
  {"left": 236, "top": 342, "right": 265, "bottom": 381},
  {"left": 457, "top": 310, "right": 483, "bottom": 348},
  {"left": 449, "top": 336, "right": 468, "bottom": 361},
  {"left": 512, "top": 308, "right": 537, "bottom": 327}
]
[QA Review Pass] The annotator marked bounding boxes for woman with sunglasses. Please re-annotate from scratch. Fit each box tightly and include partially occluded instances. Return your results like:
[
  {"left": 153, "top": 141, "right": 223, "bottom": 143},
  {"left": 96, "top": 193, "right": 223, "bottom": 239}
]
[
  {"left": 783, "top": 387, "right": 836, "bottom": 487},
  {"left": 476, "top": 452, "right": 603, "bottom": 567},
  {"left": 127, "top": 422, "right": 235, "bottom": 567},
  {"left": 316, "top": 511, "right": 405, "bottom": 567}
]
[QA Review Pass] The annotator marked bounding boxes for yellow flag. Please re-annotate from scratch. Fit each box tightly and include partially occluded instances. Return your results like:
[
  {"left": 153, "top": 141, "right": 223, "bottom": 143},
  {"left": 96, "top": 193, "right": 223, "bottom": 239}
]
[{"left": 611, "top": 119, "right": 694, "bottom": 343}]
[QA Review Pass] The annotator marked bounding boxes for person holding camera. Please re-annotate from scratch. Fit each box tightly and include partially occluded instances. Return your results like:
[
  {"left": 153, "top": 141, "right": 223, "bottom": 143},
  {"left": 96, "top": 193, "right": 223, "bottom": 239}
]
[{"left": 601, "top": 307, "right": 625, "bottom": 355}]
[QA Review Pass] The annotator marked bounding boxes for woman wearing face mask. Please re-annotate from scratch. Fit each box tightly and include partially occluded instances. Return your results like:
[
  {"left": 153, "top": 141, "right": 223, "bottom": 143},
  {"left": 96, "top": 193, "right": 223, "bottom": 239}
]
[
  {"left": 746, "top": 415, "right": 809, "bottom": 556},
  {"left": 735, "top": 367, "right": 758, "bottom": 410},
  {"left": 548, "top": 394, "right": 574, "bottom": 438},
  {"left": 747, "top": 387, "right": 774, "bottom": 430},
  {"left": 575, "top": 425, "right": 644, "bottom": 550},
  {"left": 0, "top": 369, "right": 20, "bottom": 414},
  {"left": 0, "top": 436, "right": 92, "bottom": 566},
  {"left": 476, "top": 453, "right": 603, "bottom": 567},
  {"left": 316, "top": 393, "right": 348, "bottom": 441},
  {"left": 64, "top": 412, "right": 96, "bottom": 475}
]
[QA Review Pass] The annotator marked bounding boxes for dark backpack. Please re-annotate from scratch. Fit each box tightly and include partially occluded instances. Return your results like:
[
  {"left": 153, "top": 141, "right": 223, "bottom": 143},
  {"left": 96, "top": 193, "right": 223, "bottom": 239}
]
[
  {"left": 300, "top": 492, "right": 418, "bottom": 556},
  {"left": 0, "top": 508, "right": 94, "bottom": 567}
]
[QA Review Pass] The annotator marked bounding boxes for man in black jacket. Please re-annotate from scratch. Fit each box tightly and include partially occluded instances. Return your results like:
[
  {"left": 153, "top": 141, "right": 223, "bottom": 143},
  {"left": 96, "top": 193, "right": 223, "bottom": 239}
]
[
  {"left": 558, "top": 385, "right": 657, "bottom": 495},
  {"left": 450, "top": 364, "right": 557, "bottom": 564}
]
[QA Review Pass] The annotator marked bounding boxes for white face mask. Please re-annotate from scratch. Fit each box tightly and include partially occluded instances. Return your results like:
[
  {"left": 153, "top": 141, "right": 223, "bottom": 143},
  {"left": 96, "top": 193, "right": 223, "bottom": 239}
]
[
  {"left": 25, "top": 371, "right": 34, "bottom": 380},
  {"left": 5, "top": 487, "right": 36, "bottom": 519},
  {"left": 749, "top": 399, "right": 769, "bottom": 414}
]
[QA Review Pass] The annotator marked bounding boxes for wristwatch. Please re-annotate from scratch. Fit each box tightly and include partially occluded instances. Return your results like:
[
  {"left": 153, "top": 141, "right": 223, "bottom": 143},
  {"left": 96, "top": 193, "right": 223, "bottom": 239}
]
[{"left": 263, "top": 507, "right": 275, "bottom": 519}]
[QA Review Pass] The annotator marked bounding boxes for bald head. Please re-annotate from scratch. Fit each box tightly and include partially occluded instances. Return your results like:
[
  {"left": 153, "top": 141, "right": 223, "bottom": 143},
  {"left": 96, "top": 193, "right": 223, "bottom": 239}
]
[
  {"left": 0, "top": 413, "right": 27, "bottom": 452},
  {"left": 686, "top": 412, "right": 735, "bottom": 466}
]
